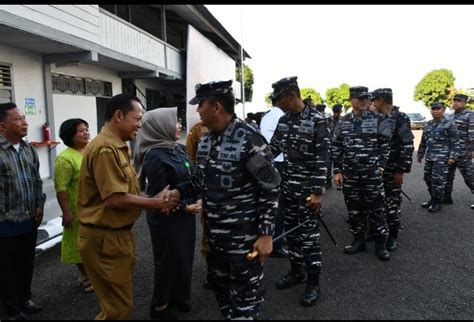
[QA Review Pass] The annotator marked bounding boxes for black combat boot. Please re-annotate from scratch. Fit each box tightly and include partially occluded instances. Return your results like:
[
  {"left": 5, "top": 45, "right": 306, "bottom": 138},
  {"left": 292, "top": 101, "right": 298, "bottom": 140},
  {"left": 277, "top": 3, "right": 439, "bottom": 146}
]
[
  {"left": 276, "top": 263, "right": 307, "bottom": 289},
  {"left": 375, "top": 236, "right": 390, "bottom": 261},
  {"left": 387, "top": 230, "right": 398, "bottom": 252},
  {"left": 421, "top": 199, "right": 432, "bottom": 209},
  {"left": 442, "top": 196, "right": 453, "bottom": 204},
  {"left": 344, "top": 234, "right": 367, "bottom": 254},
  {"left": 428, "top": 199, "right": 441, "bottom": 213},
  {"left": 300, "top": 273, "right": 321, "bottom": 307}
]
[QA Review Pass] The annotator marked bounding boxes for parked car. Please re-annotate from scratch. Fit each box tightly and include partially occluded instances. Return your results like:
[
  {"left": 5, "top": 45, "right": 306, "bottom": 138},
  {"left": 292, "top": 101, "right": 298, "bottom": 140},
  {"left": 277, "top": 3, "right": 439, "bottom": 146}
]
[{"left": 407, "top": 113, "right": 427, "bottom": 130}]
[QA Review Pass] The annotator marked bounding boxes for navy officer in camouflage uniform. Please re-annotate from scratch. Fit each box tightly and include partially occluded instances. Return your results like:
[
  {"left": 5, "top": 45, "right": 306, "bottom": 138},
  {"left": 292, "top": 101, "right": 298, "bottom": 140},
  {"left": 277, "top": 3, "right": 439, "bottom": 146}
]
[
  {"left": 332, "top": 86, "right": 392, "bottom": 261},
  {"left": 174, "top": 80, "right": 281, "bottom": 320},
  {"left": 418, "top": 102, "right": 460, "bottom": 213},
  {"left": 316, "top": 104, "right": 333, "bottom": 189},
  {"left": 371, "top": 88, "right": 414, "bottom": 251},
  {"left": 269, "top": 76, "right": 330, "bottom": 307},
  {"left": 444, "top": 93, "right": 474, "bottom": 208}
]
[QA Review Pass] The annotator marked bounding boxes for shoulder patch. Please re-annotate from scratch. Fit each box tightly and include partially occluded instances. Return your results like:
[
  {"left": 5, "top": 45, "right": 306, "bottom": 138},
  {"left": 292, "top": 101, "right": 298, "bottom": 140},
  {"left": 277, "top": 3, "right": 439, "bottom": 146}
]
[{"left": 99, "top": 147, "right": 113, "bottom": 154}]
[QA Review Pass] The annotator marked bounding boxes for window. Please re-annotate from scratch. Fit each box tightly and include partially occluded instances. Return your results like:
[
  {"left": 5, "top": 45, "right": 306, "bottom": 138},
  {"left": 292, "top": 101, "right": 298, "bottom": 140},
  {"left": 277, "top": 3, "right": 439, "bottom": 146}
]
[
  {"left": 0, "top": 63, "right": 13, "bottom": 104},
  {"left": 52, "top": 73, "right": 112, "bottom": 97},
  {"left": 146, "top": 89, "right": 168, "bottom": 110}
]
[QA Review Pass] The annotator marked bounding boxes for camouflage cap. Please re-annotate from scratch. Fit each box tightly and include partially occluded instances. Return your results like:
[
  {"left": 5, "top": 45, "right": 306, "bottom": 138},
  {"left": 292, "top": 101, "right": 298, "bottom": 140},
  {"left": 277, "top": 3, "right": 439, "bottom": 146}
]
[
  {"left": 349, "top": 86, "right": 370, "bottom": 98},
  {"left": 188, "top": 80, "right": 233, "bottom": 105},
  {"left": 454, "top": 93, "right": 469, "bottom": 102},
  {"left": 332, "top": 104, "right": 343, "bottom": 112},
  {"left": 371, "top": 88, "right": 393, "bottom": 100},
  {"left": 315, "top": 104, "right": 326, "bottom": 112},
  {"left": 431, "top": 102, "right": 445, "bottom": 109},
  {"left": 271, "top": 76, "right": 299, "bottom": 100}
]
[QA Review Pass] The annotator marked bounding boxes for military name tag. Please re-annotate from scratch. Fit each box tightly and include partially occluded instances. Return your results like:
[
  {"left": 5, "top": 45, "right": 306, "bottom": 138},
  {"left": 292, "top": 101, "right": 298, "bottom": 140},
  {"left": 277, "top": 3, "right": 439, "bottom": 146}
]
[
  {"left": 298, "top": 120, "right": 315, "bottom": 134},
  {"left": 196, "top": 137, "right": 212, "bottom": 158},
  {"left": 341, "top": 122, "right": 354, "bottom": 131},
  {"left": 361, "top": 118, "right": 377, "bottom": 134},
  {"left": 277, "top": 123, "right": 289, "bottom": 132}
]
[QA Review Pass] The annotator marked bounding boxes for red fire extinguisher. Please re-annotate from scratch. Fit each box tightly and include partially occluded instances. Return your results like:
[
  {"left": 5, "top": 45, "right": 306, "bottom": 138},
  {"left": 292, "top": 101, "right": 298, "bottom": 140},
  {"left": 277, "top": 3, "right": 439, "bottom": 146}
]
[{"left": 42, "top": 122, "right": 51, "bottom": 143}]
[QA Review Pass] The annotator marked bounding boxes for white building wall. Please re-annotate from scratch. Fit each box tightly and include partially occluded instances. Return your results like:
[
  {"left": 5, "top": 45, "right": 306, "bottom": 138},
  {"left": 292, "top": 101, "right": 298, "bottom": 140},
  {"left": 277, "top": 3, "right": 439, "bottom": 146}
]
[
  {"left": 51, "top": 63, "right": 122, "bottom": 155},
  {"left": 0, "top": 45, "right": 49, "bottom": 177},
  {"left": 0, "top": 5, "right": 100, "bottom": 43}
]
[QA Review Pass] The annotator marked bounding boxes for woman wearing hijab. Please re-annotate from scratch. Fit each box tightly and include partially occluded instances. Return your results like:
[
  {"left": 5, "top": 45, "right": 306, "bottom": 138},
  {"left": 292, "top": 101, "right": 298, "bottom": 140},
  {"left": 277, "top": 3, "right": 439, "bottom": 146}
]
[{"left": 134, "top": 107, "right": 200, "bottom": 320}]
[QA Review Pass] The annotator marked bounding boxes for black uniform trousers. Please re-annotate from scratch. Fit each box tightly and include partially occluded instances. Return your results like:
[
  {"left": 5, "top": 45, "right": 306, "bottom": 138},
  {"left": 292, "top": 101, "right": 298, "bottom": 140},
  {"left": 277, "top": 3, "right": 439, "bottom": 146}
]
[{"left": 0, "top": 228, "right": 37, "bottom": 317}]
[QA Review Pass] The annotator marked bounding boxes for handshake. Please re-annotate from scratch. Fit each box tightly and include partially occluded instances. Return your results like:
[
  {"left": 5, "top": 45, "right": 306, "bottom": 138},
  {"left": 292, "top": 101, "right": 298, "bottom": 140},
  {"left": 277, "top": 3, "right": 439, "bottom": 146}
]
[{"left": 151, "top": 185, "right": 202, "bottom": 215}]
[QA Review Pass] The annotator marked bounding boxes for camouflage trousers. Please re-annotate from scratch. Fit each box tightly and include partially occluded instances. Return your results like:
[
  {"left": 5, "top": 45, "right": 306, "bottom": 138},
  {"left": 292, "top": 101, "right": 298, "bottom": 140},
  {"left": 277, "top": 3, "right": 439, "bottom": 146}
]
[
  {"left": 280, "top": 191, "right": 322, "bottom": 275},
  {"left": 206, "top": 251, "right": 264, "bottom": 320},
  {"left": 445, "top": 155, "right": 474, "bottom": 198},
  {"left": 382, "top": 171, "right": 402, "bottom": 234},
  {"left": 423, "top": 160, "right": 448, "bottom": 201},
  {"left": 342, "top": 170, "right": 388, "bottom": 238}
]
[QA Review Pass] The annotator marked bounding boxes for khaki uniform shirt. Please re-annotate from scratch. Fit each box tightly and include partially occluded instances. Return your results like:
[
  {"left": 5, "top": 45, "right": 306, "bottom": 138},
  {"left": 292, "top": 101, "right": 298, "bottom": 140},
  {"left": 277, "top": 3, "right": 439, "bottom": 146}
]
[
  {"left": 77, "top": 127, "right": 140, "bottom": 228},
  {"left": 186, "top": 122, "right": 209, "bottom": 164}
]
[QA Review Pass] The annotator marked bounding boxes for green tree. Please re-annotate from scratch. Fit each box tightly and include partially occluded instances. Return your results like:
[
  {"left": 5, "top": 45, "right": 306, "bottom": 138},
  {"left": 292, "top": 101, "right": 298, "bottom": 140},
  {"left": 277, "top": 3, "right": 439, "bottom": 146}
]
[
  {"left": 413, "top": 69, "right": 455, "bottom": 108},
  {"left": 325, "top": 83, "right": 351, "bottom": 111},
  {"left": 264, "top": 92, "right": 273, "bottom": 106},
  {"left": 236, "top": 64, "right": 254, "bottom": 102},
  {"left": 300, "top": 88, "right": 323, "bottom": 105}
]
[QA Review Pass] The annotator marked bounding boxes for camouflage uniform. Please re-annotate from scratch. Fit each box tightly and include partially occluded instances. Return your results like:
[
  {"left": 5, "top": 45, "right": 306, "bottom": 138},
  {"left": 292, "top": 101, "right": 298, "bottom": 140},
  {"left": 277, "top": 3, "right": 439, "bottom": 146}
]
[
  {"left": 371, "top": 89, "right": 415, "bottom": 241},
  {"left": 445, "top": 102, "right": 474, "bottom": 201},
  {"left": 381, "top": 107, "right": 414, "bottom": 246},
  {"left": 268, "top": 77, "right": 329, "bottom": 305},
  {"left": 270, "top": 105, "right": 329, "bottom": 276},
  {"left": 316, "top": 104, "right": 333, "bottom": 188},
  {"left": 329, "top": 104, "right": 344, "bottom": 190},
  {"left": 417, "top": 108, "right": 460, "bottom": 205},
  {"left": 178, "top": 80, "right": 280, "bottom": 320},
  {"left": 332, "top": 91, "right": 392, "bottom": 242}
]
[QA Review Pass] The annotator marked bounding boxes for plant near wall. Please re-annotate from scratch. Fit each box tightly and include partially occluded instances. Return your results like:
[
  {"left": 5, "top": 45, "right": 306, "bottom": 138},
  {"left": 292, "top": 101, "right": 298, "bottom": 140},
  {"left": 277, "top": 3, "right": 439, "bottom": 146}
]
[{"left": 236, "top": 64, "right": 254, "bottom": 102}]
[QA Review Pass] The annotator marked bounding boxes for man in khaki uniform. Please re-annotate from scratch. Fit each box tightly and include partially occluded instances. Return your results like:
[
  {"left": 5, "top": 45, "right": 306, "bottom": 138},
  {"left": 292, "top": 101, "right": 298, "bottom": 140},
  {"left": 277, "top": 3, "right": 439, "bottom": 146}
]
[
  {"left": 185, "top": 121, "right": 209, "bottom": 165},
  {"left": 77, "top": 93, "right": 179, "bottom": 320}
]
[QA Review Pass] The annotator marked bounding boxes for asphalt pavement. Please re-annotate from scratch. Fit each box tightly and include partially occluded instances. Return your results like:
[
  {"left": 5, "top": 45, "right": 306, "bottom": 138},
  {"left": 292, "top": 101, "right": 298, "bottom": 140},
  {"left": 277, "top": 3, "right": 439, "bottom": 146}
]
[{"left": 29, "top": 142, "right": 474, "bottom": 320}]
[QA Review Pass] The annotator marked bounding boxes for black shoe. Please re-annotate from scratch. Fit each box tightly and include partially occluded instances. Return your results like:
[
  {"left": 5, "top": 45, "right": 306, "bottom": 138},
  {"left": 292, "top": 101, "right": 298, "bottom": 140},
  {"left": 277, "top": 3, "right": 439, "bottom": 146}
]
[
  {"left": 442, "top": 197, "right": 453, "bottom": 204},
  {"left": 375, "top": 238, "right": 390, "bottom": 261},
  {"left": 471, "top": 204, "right": 474, "bottom": 210},
  {"left": 170, "top": 301, "right": 191, "bottom": 313},
  {"left": 20, "top": 301, "right": 41, "bottom": 314},
  {"left": 344, "top": 236, "right": 367, "bottom": 255},
  {"left": 387, "top": 237, "right": 397, "bottom": 251},
  {"left": 150, "top": 305, "right": 178, "bottom": 320},
  {"left": 336, "top": 186, "right": 343, "bottom": 191},
  {"left": 276, "top": 271, "right": 307, "bottom": 289},
  {"left": 300, "top": 284, "right": 321, "bottom": 307},
  {"left": 428, "top": 200, "right": 441, "bottom": 213},
  {"left": 421, "top": 200, "right": 432, "bottom": 209},
  {"left": 271, "top": 247, "right": 289, "bottom": 258}
]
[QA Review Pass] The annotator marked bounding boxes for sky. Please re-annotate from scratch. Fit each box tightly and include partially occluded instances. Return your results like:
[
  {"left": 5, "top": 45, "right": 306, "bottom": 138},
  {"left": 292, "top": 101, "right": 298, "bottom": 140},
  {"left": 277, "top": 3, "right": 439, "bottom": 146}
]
[{"left": 206, "top": 5, "right": 474, "bottom": 119}]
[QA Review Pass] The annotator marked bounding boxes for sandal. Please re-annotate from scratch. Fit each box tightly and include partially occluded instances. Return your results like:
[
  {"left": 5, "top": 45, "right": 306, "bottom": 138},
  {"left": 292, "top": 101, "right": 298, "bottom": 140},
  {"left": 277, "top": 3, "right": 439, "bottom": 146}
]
[{"left": 79, "top": 278, "right": 94, "bottom": 293}]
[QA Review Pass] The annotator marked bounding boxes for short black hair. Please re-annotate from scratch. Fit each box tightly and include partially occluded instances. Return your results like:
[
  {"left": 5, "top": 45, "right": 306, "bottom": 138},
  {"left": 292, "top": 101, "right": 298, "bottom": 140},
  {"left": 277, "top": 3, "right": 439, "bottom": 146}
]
[
  {"left": 374, "top": 94, "right": 393, "bottom": 105},
  {"left": 59, "top": 118, "right": 89, "bottom": 148},
  {"left": 104, "top": 93, "right": 141, "bottom": 121},
  {"left": 207, "top": 93, "right": 235, "bottom": 115},
  {"left": 0, "top": 102, "right": 17, "bottom": 121},
  {"left": 282, "top": 87, "right": 301, "bottom": 99}
]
